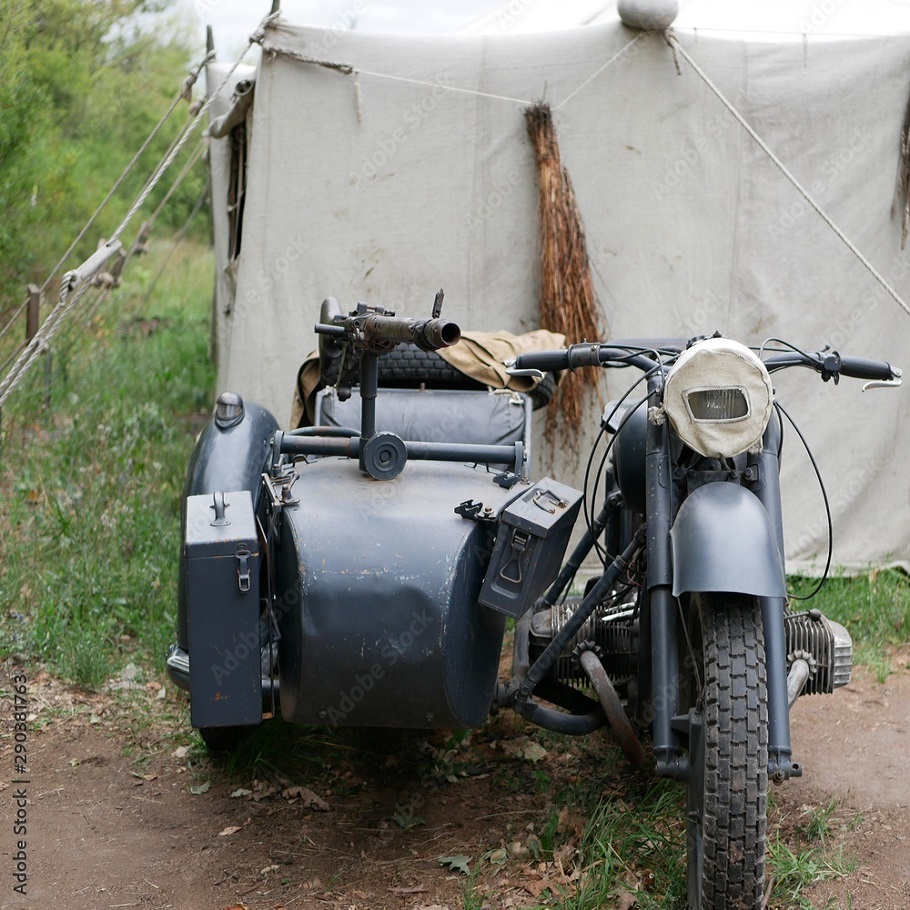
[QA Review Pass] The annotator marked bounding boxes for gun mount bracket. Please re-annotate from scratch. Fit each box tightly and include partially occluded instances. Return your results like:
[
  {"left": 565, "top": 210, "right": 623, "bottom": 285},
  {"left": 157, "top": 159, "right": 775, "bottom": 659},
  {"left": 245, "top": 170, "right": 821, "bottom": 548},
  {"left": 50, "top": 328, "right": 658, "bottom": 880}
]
[{"left": 361, "top": 431, "right": 408, "bottom": 481}]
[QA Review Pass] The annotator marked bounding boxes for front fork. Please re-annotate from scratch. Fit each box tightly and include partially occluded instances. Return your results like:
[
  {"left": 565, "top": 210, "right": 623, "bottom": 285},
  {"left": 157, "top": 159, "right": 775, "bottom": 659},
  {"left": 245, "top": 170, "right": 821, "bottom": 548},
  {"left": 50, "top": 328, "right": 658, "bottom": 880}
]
[
  {"left": 648, "top": 391, "right": 799, "bottom": 781},
  {"left": 747, "top": 413, "right": 800, "bottom": 781}
]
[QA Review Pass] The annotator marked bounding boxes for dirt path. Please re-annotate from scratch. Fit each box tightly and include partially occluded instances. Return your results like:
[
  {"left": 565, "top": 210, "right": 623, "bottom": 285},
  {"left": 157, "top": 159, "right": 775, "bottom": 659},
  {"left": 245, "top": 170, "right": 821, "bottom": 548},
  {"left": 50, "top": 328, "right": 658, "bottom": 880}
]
[
  {"left": 787, "top": 656, "right": 910, "bottom": 909},
  {"left": 1, "top": 658, "right": 907, "bottom": 910}
]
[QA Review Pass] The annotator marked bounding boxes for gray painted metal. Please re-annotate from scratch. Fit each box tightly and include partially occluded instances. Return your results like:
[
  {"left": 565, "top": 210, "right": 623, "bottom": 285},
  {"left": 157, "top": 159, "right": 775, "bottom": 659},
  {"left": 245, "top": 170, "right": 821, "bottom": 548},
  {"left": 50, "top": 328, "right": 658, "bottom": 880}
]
[
  {"left": 670, "top": 482, "right": 787, "bottom": 597},
  {"left": 612, "top": 400, "right": 648, "bottom": 516},
  {"left": 480, "top": 478, "right": 582, "bottom": 618},
  {"left": 177, "top": 397, "right": 278, "bottom": 648},
  {"left": 185, "top": 490, "right": 262, "bottom": 728},
  {"left": 275, "top": 458, "right": 524, "bottom": 728}
]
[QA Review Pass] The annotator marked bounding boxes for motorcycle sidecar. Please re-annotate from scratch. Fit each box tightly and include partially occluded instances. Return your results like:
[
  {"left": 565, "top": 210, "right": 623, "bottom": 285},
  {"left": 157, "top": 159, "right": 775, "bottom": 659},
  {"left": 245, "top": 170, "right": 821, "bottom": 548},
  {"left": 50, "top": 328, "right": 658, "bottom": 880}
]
[{"left": 166, "top": 345, "right": 580, "bottom": 750}]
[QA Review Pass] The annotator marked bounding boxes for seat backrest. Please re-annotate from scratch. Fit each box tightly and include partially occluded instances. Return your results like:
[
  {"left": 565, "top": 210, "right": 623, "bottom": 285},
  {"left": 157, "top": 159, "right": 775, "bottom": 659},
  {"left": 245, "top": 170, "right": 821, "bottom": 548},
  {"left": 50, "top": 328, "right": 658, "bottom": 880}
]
[{"left": 315, "top": 387, "right": 533, "bottom": 465}]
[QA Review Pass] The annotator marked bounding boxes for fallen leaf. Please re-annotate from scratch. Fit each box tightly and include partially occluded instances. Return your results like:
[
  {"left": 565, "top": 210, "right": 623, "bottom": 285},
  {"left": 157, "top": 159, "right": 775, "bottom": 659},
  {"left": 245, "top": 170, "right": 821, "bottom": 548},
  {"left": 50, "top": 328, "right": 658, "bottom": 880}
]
[
  {"left": 218, "top": 825, "right": 244, "bottom": 837},
  {"left": 388, "top": 886, "right": 429, "bottom": 894},
  {"left": 487, "top": 847, "right": 509, "bottom": 866},
  {"left": 280, "top": 786, "right": 329, "bottom": 811},
  {"left": 391, "top": 812, "right": 426, "bottom": 829},
  {"left": 438, "top": 854, "right": 472, "bottom": 875},
  {"left": 521, "top": 742, "right": 548, "bottom": 763},
  {"left": 131, "top": 772, "right": 158, "bottom": 781},
  {"left": 172, "top": 746, "right": 189, "bottom": 759},
  {"left": 230, "top": 788, "right": 253, "bottom": 799},
  {"left": 524, "top": 878, "right": 553, "bottom": 898},
  {"left": 189, "top": 781, "right": 211, "bottom": 795}
]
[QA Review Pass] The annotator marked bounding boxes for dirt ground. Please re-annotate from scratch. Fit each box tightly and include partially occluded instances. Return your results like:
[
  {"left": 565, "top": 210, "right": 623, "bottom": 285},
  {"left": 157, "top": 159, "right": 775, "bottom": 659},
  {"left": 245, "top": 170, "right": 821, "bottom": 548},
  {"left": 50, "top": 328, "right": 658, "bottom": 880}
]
[{"left": 0, "top": 652, "right": 907, "bottom": 910}]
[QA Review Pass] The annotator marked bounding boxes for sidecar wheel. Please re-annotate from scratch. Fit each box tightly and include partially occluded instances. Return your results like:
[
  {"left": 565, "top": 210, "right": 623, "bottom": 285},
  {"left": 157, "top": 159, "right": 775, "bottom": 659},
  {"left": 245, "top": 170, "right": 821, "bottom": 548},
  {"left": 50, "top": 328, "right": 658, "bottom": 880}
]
[
  {"left": 198, "top": 725, "right": 249, "bottom": 754},
  {"left": 685, "top": 593, "right": 768, "bottom": 910}
]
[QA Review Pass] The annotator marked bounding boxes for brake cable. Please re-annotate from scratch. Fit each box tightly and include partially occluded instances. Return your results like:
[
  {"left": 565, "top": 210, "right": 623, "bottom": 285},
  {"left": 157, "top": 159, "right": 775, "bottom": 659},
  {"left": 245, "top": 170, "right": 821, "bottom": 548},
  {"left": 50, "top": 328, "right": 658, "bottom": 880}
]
[{"left": 773, "top": 400, "right": 833, "bottom": 600}]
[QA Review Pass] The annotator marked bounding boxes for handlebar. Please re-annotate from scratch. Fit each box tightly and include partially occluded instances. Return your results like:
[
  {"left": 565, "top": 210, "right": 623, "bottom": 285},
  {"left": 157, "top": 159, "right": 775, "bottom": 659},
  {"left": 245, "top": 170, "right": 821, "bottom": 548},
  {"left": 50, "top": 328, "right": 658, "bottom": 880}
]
[
  {"left": 509, "top": 343, "right": 662, "bottom": 375},
  {"left": 763, "top": 350, "right": 901, "bottom": 383},
  {"left": 508, "top": 341, "right": 901, "bottom": 387}
]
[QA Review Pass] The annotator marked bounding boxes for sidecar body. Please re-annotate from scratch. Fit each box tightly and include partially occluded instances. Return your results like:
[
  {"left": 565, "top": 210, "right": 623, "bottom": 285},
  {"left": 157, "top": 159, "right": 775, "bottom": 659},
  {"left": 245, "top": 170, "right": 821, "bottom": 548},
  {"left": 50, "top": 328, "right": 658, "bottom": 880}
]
[{"left": 167, "top": 363, "right": 582, "bottom": 741}]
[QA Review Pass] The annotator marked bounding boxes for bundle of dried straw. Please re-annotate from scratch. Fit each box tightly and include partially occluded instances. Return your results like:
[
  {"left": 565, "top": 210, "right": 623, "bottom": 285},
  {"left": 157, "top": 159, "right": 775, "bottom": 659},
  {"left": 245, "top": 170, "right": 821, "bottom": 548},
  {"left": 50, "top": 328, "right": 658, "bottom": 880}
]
[{"left": 524, "top": 102, "right": 606, "bottom": 439}]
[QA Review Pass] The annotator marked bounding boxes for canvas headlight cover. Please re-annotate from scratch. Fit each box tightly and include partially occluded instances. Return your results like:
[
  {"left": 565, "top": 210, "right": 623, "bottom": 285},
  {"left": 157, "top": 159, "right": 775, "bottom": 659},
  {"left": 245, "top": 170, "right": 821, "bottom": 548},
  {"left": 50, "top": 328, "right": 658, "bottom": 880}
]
[{"left": 663, "top": 337, "right": 773, "bottom": 458}]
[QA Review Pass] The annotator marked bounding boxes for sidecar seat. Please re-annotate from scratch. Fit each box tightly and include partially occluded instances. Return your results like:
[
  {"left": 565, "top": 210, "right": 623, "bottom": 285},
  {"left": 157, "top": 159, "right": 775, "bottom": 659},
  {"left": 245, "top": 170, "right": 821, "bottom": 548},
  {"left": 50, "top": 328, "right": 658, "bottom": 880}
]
[{"left": 315, "top": 386, "right": 534, "bottom": 466}]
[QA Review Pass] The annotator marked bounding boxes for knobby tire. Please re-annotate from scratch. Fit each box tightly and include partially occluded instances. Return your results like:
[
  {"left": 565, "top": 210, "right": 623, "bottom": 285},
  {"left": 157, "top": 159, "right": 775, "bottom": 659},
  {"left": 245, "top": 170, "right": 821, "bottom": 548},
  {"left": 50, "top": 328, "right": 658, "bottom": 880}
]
[{"left": 686, "top": 593, "right": 769, "bottom": 910}]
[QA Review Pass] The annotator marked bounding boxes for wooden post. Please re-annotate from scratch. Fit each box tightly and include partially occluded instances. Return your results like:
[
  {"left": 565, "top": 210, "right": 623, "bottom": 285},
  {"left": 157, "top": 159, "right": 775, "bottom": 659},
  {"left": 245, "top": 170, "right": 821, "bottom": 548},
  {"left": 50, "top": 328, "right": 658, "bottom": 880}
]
[
  {"left": 108, "top": 249, "right": 127, "bottom": 284},
  {"left": 26, "top": 284, "right": 40, "bottom": 342}
]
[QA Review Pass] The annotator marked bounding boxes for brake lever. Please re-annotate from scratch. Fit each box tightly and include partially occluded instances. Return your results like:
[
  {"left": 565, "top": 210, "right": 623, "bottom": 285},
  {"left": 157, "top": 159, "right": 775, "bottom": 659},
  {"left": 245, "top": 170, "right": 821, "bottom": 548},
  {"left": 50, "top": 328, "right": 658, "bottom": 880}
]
[
  {"left": 504, "top": 359, "right": 544, "bottom": 379},
  {"left": 862, "top": 377, "right": 902, "bottom": 391}
]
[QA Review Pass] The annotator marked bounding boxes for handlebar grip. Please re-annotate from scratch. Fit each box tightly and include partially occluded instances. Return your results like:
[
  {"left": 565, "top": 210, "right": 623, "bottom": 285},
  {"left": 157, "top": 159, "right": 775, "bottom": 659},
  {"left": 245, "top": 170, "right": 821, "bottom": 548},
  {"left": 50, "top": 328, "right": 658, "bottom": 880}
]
[
  {"left": 512, "top": 343, "right": 659, "bottom": 373},
  {"left": 836, "top": 356, "right": 899, "bottom": 382},
  {"left": 512, "top": 349, "right": 572, "bottom": 372}
]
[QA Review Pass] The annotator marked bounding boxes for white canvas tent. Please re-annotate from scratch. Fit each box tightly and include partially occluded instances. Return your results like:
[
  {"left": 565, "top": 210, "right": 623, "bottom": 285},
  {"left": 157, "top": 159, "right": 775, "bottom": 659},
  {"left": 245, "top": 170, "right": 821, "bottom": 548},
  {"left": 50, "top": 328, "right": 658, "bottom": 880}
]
[{"left": 204, "top": 4, "right": 910, "bottom": 571}]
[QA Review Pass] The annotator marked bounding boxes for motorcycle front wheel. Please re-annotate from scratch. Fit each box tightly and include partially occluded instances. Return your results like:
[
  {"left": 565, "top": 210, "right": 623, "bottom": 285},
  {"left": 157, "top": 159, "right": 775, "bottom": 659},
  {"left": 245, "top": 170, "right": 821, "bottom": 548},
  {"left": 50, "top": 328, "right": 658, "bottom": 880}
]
[{"left": 684, "top": 593, "right": 769, "bottom": 910}]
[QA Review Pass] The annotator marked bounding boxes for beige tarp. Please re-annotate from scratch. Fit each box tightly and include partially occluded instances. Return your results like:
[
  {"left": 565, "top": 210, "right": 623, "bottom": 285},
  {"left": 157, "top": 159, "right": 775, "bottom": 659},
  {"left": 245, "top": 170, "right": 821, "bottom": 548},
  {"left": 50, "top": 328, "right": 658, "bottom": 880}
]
[{"left": 206, "top": 15, "right": 910, "bottom": 571}]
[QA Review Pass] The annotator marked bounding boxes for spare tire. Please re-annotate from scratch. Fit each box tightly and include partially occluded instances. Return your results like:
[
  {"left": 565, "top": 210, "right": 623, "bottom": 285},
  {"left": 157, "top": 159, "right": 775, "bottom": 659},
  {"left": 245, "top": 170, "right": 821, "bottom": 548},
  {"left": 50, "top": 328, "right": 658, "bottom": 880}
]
[{"left": 377, "top": 344, "right": 556, "bottom": 410}]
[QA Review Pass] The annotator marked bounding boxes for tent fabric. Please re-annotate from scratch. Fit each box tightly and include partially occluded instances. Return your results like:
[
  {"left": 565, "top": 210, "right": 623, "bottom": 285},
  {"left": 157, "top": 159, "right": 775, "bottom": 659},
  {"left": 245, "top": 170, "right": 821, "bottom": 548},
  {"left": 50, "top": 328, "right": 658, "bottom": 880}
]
[{"left": 208, "top": 15, "right": 910, "bottom": 571}]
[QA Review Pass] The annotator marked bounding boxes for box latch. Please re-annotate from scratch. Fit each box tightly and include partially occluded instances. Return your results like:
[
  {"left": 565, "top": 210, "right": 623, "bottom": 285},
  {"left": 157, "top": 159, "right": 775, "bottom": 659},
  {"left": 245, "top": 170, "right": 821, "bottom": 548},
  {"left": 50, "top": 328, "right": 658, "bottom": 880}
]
[{"left": 235, "top": 547, "right": 252, "bottom": 593}]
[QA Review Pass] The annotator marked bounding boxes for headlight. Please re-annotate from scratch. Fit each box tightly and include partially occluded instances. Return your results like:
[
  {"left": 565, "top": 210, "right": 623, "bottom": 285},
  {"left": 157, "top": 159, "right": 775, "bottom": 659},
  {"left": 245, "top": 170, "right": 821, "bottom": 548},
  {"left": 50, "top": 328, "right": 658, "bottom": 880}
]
[{"left": 663, "top": 337, "right": 773, "bottom": 458}]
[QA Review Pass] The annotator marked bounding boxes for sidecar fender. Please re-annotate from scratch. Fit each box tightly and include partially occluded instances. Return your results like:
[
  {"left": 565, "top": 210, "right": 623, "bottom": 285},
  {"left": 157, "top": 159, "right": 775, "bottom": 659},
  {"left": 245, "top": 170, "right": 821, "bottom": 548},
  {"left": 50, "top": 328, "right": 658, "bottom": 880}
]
[{"left": 670, "top": 482, "right": 786, "bottom": 598}]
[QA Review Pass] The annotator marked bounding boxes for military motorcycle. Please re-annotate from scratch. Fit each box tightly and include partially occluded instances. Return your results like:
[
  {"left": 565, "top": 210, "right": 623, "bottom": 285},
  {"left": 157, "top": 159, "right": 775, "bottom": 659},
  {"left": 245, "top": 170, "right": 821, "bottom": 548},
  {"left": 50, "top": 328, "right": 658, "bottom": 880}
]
[{"left": 166, "top": 297, "right": 901, "bottom": 910}]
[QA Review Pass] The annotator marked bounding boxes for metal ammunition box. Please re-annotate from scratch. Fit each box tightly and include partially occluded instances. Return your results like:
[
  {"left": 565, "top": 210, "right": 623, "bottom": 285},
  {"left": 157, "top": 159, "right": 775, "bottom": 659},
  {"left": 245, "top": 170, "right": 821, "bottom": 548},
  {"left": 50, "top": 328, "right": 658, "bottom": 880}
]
[
  {"left": 480, "top": 478, "right": 582, "bottom": 618},
  {"left": 184, "top": 489, "right": 262, "bottom": 728}
]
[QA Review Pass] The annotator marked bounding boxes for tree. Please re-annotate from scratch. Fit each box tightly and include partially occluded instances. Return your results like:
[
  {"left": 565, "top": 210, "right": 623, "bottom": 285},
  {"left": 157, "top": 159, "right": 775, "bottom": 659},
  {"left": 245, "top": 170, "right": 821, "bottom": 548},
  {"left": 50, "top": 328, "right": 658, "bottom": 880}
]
[{"left": 0, "top": 0, "right": 204, "bottom": 304}]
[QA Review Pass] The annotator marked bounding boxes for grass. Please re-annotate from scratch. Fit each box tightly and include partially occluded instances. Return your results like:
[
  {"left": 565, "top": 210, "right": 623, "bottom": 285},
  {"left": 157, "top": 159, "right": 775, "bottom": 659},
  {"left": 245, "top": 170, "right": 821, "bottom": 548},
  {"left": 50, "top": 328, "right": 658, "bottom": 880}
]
[
  {"left": 566, "top": 780, "right": 687, "bottom": 909},
  {"left": 0, "top": 238, "right": 215, "bottom": 687},
  {"left": 766, "top": 799, "right": 858, "bottom": 909},
  {"left": 790, "top": 569, "right": 910, "bottom": 681}
]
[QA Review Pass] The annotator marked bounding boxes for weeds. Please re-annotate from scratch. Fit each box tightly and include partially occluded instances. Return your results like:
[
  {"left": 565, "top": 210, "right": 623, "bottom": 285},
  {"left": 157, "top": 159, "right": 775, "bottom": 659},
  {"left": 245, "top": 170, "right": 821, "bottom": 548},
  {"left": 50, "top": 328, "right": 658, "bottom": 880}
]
[
  {"left": 790, "top": 569, "right": 910, "bottom": 681},
  {"left": 767, "top": 839, "right": 855, "bottom": 909},
  {"left": 568, "top": 780, "right": 687, "bottom": 910},
  {"left": 0, "top": 239, "right": 215, "bottom": 687}
]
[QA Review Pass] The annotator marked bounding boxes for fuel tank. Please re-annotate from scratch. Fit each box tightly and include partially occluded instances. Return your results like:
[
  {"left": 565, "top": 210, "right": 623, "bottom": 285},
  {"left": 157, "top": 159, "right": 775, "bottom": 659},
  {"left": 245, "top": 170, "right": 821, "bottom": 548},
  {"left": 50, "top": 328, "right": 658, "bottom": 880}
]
[{"left": 276, "top": 458, "right": 524, "bottom": 729}]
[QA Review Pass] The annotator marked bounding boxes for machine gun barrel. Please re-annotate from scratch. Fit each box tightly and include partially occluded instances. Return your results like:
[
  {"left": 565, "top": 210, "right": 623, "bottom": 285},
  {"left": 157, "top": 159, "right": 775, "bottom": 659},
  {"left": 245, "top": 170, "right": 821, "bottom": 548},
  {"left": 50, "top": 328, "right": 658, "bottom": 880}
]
[{"left": 359, "top": 314, "right": 461, "bottom": 352}]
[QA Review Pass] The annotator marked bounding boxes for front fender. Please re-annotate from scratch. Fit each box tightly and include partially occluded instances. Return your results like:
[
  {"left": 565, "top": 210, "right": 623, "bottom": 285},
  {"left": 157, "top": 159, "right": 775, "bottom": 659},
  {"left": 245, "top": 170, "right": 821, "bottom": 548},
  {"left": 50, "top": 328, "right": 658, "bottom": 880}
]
[{"left": 670, "top": 482, "right": 786, "bottom": 598}]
